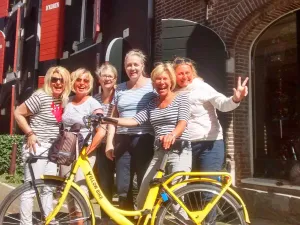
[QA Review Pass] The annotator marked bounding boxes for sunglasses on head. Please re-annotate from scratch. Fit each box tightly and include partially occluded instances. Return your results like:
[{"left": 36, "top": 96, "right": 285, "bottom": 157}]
[
  {"left": 51, "top": 77, "right": 64, "bottom": 83},
  {"left": 173, "top": 57, "right": 194, "bottom": 65}
]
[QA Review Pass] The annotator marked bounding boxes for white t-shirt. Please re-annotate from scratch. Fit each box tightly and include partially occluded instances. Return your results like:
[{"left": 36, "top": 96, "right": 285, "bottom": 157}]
[
  {"left": 62, "top": 96, "right": 102, "bottom": 143},
  {"left": 176, "top": 78, "right": 239, "bottom": 141}
]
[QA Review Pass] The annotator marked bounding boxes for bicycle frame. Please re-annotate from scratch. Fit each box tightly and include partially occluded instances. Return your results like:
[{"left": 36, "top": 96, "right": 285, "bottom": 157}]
[{"left": 43, "top": 146, "right": 250, "bottom": 225}]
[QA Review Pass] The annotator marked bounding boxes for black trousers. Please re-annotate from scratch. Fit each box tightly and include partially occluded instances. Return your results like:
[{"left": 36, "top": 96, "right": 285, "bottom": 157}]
[
  {"left": 97, "top": 143, "right": 115, "bottom": 218},
  {"left": 114, "top": 133, "right": 154, "bottom": 210}
]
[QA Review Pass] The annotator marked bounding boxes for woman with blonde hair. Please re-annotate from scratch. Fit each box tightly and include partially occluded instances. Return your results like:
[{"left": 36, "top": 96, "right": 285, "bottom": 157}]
[
  {"left": 105, "top": 49, "right": 156, "bottom": 210},
  {"left": 105, "top": 63, "right": 192, "bottom": 210},
  {"left": 94, "top": 63, "right": 117, "bottom": 223},
  {"left": 14, "top": 66, "right": 71, "bottom": 224},
  {"left": 173, "top": 57, "right": 248, "bottom": 177}
]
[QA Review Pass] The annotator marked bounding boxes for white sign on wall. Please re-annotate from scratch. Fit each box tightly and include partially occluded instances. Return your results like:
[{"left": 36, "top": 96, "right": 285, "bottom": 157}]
[{"left": 46, "top": 2, "right": 59, "bottom": 11}]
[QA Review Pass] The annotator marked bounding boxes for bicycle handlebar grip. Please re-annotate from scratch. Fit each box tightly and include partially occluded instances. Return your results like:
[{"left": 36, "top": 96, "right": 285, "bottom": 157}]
[{"left": 102, "top": 117, "right": 118, "bottom": 125}]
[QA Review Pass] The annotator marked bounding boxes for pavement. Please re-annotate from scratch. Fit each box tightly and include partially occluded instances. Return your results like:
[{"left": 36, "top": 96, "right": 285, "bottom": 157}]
[{"left": 0, "top": 182, "right": 295, "bottom": 225}]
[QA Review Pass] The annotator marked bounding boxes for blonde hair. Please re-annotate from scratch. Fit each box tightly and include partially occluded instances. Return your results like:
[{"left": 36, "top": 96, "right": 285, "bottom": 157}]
[
  {"left": 43, "top": 66, "right": 71, "bottom": 105},
  {"left": 172, "top": 57, "right": 202, "bottom": 79},
  {"left": 151, "top": 63, "right": 176, "bottom": 91},
  {"left": 124, "top": 49, "right": 146, "bottom": 76},
  {"left": 71, "top": 68, "right": 94, "bottom": 94},
  {"left": 95, "top": 63, "right": 118, "bottom": 80}
]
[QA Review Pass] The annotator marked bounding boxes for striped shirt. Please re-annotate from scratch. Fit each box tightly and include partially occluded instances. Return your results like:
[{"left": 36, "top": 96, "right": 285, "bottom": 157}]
[
  {"left": 93, "top": 93, "right": 114, "bottom": 117},
  {"left": 25, "top": 90, "right": 63, "bottom": 143},
  {"left": 112, "top": 78, "right": 157, "bottom": 134},
  {"left": 133, "top": 93, "right": 190, "bottom": 140},
  {"left": 94, "top": 93, "right": 114, "bottom": 142}
]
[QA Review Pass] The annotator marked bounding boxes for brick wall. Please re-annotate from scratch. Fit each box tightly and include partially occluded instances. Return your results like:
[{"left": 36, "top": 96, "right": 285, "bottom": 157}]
[{"left": 154, "top": 0, "right": 300, "bottom": 184}]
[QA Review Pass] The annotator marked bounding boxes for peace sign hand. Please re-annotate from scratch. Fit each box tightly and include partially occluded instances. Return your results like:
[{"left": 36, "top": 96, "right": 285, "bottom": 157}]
[{"left": 232, "top": 77, "right": 249, "bottom": 103}]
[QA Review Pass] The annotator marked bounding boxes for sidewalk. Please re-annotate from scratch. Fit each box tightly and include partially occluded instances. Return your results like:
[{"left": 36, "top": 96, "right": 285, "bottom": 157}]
[{"left": 250, "top": 218, "right": 295, "bottom": 225}]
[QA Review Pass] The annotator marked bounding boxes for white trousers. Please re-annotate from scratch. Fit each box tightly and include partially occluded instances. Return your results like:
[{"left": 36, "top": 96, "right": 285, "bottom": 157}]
[{"left": 20, "top": 142, "right": 57, "bottom": 225}]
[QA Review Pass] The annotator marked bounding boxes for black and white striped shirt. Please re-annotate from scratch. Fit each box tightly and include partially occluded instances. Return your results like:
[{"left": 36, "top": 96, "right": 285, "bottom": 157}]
[
  {"left": 94, "top": 93, "right": 114, "bottom": 117},
  {"left": 113, "top": 79, "right": 157, "bottom": 134},
  {"left": 133, "top": 93, "right": 190, "bottom": 140},
  {"left": 94, "top": 93, "right": 114, "bottom": 142},
  {"left": 25, "top": 90, "right": 63, "bottom": 143}
]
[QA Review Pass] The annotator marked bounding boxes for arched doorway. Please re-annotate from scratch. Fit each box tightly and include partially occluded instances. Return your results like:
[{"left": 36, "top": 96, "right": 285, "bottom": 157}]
[{"left": 252, "top": 11, "right": 300, "bottom": 179}]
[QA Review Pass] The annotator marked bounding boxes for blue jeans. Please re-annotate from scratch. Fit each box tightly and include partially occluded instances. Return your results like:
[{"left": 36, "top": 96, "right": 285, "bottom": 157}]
[
  {"left": 191, "top": 139, "right": 225, "bottom": 173},
  {"left": 191, "top": 139, "right": 225, "bottom": 224},
  {"left": 114, "top": 133, "right": 154, "bottom": 210}
]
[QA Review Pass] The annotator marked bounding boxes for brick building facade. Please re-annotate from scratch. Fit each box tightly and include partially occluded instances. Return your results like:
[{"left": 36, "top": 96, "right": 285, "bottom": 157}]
[{"left": 153, "top": 0, "right": 300, "bottom": 221}]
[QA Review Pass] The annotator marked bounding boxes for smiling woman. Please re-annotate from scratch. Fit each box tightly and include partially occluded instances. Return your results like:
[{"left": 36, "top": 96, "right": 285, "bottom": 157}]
[
  {"left": 13, "top": 66, "right": 71, "bottom": 224},
  {"left": 60, "top": 67, "right": 106, "bottom": 221}
]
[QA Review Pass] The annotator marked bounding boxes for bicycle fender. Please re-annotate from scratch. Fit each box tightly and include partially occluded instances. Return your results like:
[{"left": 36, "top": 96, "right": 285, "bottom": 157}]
[
  {"left": 42, "top": 175, "right": 96, "bottom": 225},
  {"left": 164, "top": 178, "right": 250, "bottom": 224}
]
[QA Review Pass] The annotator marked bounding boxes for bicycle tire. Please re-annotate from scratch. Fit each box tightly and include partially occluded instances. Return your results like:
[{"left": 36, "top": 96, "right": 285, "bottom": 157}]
[
  {"left": 155, "top": 183, "right": 247, "bottom": 225},
  {"left": 0, "top": 179, "right": 91, "bottom": 225}
]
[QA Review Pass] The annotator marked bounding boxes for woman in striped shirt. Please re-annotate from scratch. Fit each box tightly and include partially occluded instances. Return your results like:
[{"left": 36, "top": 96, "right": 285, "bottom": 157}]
[
  {"left": 93, "top": 63, "right": 117, "bottom": 223},
  {"left": 105, "top": 49, "right": 156, "bottom": 210},
  {"left": 14, "top": 66, "right": 71, "bottom": 224},
  {"left": 105, "top": 63, "right": 192, "bottom": 209}
]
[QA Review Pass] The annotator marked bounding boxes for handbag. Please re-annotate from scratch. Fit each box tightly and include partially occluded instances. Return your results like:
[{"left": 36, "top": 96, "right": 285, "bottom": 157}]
[{"left": 48, "top": 123, "right": 83, "bottom": 166}]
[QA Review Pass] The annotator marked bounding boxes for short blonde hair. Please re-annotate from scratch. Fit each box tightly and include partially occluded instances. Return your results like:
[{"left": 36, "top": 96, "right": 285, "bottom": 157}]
[
  {"left": 71, "top": 68, "right": 94, "bottom": 94},
  {"left": 124, "top": 49, "right": 146, "bottom": 76},
  {"left": 172, "top": 57, "right": 202, "bottom": 79},
  {"left": 95, "top": 63, "right": 118, "bottom": 80},
  {"left": 151, "top": 63, "right": 176, "bottom": 91},
  {"left": 43, "top": 66, "right": 71, "bottom": 105}
]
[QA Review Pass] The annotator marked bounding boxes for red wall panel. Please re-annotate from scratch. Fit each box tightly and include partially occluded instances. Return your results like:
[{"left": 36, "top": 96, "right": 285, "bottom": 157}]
[
  {"left": 0, "top": 0, "right": 9, "bottom": 18},
  {"left": 39, "top": 0, "right": 65, "bottom": 62},
  {"left": 0, "top": 31, "right": 5, "bottom": 84}
]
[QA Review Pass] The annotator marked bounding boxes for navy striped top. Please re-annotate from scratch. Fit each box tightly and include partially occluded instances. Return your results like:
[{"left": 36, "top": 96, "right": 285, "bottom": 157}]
[
  {"left": 133, "top": 93, "right": 190, "bottom": 140},
  {"left": 112, "top": 78, "right": 157, "bottom": 134}
]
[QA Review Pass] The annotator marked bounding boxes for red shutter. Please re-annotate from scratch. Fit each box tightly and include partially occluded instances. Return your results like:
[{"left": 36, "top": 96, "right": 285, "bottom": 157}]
[
  {"left": 13, "top": 8, "right": 21, "bottom": 72},
  {"left": 40, "top": 0, "right": 65, "bottom": 61},
  {"left": 38, "top": 76, "right": 45, "bottom": 88},
  {"left": 0, "top": 31, "right": 5, "bottom": 84},
  {"left": 0, "top": 0, "right": 9, "bottom": 18}
]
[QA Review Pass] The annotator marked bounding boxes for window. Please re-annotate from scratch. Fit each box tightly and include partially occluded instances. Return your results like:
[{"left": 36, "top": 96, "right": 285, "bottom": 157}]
[{"left": 252, "top": 12, "right": 300, "bottom": 179}]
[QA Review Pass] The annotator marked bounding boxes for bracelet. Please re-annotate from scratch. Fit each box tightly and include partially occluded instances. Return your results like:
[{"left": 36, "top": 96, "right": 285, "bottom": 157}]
[{"left": 26, "top": 130, "right": 35, "bottom": 138}]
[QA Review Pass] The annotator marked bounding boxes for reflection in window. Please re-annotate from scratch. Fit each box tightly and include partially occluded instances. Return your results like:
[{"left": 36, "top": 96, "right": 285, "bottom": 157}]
[{"left": 252, "top": 12, "right": 300, "bottom": 179}]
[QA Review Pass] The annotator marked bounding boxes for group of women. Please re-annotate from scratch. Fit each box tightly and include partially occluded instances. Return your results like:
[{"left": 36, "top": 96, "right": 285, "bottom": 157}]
[{"left": 14, "top": 48, "right": 248, "bottom": 225}]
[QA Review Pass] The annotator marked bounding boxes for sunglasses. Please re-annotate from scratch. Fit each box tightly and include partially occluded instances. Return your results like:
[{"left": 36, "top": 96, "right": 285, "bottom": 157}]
[
  {"left": 76, "top": 78, "right": 90, "bottom": 83},
  {"left": 173, "top": 58, "right": 194, "bottom": 65},
  {"left": 51, "top": 77, "right": 64, "bottom": 83}
]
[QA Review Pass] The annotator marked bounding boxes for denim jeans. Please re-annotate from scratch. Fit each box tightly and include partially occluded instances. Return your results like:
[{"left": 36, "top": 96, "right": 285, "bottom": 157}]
[
  {"left": 136, "top": 143, "right": 192, "bottom": 209},
  {"left": 114, "top": 133, "right": 154, "bottom": 210},
  {"left": 20, "top": 142, "right": 57, "bottom": 225},
  {"left": 191, "top": 139, "right": 225, "bottom": 224},
  {"left": 191, "top": 139, "right": 225, "bottom": 173}
]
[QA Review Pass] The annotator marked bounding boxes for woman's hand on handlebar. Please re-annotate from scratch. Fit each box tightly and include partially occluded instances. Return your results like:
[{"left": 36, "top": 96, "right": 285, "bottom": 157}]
[{"left": 159, "top": 133, "right": 176, "bottom": 150}]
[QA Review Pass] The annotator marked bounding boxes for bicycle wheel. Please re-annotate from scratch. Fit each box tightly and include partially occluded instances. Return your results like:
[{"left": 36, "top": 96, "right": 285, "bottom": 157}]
[
  {"left": 155, "top": 183, "right": 247, "bottom": 225},
  {"left": 0, "top": 179, "right": 91, "bottom": 225}
]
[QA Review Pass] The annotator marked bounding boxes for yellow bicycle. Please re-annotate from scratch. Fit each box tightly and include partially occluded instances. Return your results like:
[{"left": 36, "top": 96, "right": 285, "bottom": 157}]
[{"left": 0, "top": 114, "right": 250, "bottom": 225}]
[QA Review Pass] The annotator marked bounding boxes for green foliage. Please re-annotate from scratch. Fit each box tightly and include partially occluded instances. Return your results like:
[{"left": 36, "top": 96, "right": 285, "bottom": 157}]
[{"left": 0, "top": 135, "right": 24, "bottom": 177}]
